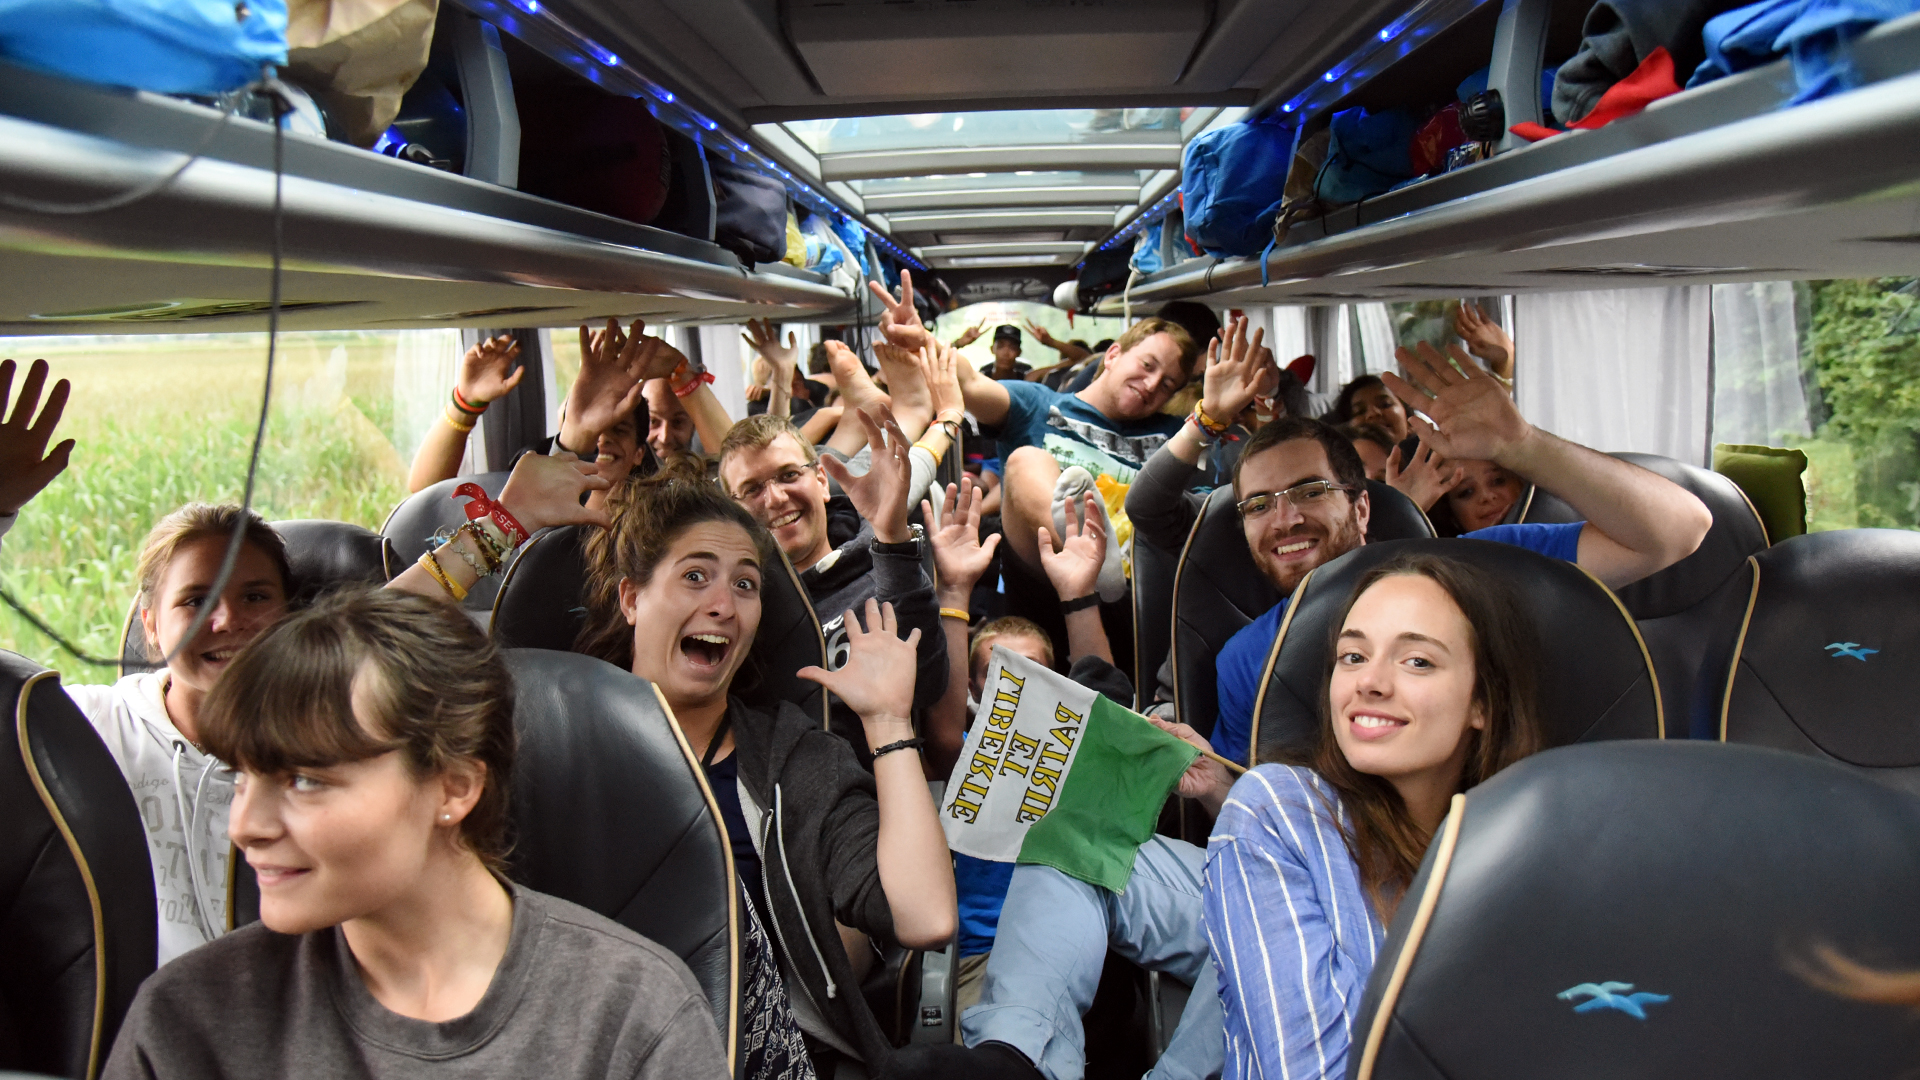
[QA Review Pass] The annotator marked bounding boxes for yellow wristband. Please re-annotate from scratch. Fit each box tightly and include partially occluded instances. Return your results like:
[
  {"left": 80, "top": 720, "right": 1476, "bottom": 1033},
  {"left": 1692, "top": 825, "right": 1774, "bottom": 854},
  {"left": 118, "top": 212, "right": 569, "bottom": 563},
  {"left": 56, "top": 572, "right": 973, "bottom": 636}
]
[
  {"left": 912, "top": 439, "right": 945, "bottom": 469},
  {"left": 417, "top": 551, "right": 468, "bottom": 601},
  {"left": 444, "top": 404, "right": 476, "bottom": 433},
  {"left": 940, "top": 607, "right": 970, "bottom": 622}
]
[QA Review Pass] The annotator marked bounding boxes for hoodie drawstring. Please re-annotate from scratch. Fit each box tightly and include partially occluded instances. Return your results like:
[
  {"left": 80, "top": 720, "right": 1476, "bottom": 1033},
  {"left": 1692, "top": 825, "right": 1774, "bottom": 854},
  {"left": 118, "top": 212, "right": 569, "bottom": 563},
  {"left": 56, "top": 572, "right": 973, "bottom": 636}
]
[{"left": 170, "top": 740, "right": 221, "bottom": 941}]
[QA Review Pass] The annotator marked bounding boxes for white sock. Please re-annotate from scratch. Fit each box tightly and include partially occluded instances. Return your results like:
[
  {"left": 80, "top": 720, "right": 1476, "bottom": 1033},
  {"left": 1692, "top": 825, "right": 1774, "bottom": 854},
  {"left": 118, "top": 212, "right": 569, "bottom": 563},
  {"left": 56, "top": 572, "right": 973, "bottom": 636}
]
[{"left": 1051, "top": 466, "right": 1127, "bottom": 604}]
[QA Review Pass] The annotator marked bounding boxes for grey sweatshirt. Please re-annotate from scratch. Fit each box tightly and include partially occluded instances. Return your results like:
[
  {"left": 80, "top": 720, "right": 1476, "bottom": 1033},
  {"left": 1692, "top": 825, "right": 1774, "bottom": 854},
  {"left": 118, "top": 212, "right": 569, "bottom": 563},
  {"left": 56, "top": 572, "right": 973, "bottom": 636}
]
[{"left": 102, "top": 883, "right": 729, "bottom": 1080}]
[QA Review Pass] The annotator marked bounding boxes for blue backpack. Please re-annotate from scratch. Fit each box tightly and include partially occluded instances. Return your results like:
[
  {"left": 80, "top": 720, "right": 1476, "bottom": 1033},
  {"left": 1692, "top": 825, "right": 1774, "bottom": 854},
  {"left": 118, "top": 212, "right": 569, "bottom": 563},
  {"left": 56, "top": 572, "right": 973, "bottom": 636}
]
[
  {"left": 0, "top": 0, "right": 286, "bottom": 95},
  {"left": 1180, "top": 114, "right": 1294, "bottom": 258}
]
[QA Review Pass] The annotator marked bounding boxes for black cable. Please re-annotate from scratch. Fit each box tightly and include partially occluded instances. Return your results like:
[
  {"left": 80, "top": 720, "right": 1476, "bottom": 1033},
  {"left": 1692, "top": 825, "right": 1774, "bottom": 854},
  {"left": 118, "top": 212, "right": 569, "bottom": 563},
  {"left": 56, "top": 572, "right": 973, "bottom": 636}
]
[
  {"left": 0, "top": 91, "right": 243, "bottom": 216},
  {"left": 0, "top": 70, "right": 286, "bottom": 669}
]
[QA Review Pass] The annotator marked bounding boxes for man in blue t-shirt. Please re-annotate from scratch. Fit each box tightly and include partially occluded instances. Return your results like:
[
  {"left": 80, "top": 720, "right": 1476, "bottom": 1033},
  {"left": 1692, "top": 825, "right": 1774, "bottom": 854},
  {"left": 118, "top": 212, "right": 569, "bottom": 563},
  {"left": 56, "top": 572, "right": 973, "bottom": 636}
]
[{"left": 887, "top": 320, "right": 1717, "bottom": 1080}]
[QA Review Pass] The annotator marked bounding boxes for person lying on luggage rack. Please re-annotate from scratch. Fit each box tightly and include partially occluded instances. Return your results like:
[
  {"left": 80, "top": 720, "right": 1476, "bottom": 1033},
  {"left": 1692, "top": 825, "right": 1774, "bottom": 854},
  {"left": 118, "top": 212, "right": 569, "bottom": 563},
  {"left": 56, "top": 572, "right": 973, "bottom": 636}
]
[
  {"left": 1206, "top": 551, "right": 1547, "bottom": 1079},
  {"left": 868, "top": 272, "right": 1197, "bottom": 610},
  {"left": 102, "top": 588, "right": 732, "bottom": 1080},
  {"left": 575, "top": 464, "right": 957, "bottom": 1077}
]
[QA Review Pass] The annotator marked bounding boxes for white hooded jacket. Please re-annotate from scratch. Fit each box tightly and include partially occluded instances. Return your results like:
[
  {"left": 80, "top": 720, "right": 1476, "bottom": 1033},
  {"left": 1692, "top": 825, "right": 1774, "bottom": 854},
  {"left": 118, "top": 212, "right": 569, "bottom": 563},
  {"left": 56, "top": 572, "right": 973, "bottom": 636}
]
[{"left": 66, "top": 672, "right": 232, "bottom": 966}]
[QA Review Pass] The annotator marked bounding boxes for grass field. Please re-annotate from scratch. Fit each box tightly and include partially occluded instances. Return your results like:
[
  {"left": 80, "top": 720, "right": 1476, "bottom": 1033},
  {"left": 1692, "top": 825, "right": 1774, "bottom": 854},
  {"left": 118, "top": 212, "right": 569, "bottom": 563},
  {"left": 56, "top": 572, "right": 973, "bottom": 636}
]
[{"left": 0, "top": 331, "right": 448, "bottom": 675}]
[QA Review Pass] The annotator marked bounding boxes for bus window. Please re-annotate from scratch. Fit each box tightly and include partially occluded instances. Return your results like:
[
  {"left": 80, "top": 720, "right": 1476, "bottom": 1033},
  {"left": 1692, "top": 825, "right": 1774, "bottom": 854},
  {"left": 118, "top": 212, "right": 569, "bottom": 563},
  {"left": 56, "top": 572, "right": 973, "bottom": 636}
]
[{"left": 0, "top": 330, "right": 459, "bottom": 660}]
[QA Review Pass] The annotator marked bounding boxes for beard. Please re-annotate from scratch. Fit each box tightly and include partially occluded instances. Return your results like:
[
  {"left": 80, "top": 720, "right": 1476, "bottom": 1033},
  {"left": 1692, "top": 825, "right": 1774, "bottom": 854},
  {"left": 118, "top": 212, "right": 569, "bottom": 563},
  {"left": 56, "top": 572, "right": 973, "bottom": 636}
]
[{"left": 1254, "top": 509, "right": 1366, "bottom": 596}]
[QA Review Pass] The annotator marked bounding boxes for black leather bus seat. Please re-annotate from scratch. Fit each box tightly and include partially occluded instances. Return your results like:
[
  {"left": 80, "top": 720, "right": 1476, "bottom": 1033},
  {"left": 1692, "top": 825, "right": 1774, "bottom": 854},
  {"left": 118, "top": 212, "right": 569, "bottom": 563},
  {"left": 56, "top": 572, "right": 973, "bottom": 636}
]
[
  {"left": 1349, "top": 741, "right": 1920, "bottom": 1080},
  {"left": 491, "top": 525, "right": 831, "bottom": 729},
  {"left": 380, "top": 472, "right": 512, "bottom": 616},
  {"left": 0, "top": 654, "right": 155, "bottom": 1080},
  {"left": 501, "top": 649, "right": 743, "bottom": 1072},
  {"left": 1169, "top": 480, "right": 1436, "bottom": 744},
  {"left": 119, "top": 519, "right": 394, "bottom": 677},
  {"left": 1514, "top": 453, "right": 1768, "bottom": 739},
  {"left": 1720, "top": 528, "right": 1920, "bottom": 796},
  {"left": 1130, "top": 532, "right": 1178, "bottom": 713},
  {"left": 1251, "top": 537, "right": 1661, "bottom": 766}
]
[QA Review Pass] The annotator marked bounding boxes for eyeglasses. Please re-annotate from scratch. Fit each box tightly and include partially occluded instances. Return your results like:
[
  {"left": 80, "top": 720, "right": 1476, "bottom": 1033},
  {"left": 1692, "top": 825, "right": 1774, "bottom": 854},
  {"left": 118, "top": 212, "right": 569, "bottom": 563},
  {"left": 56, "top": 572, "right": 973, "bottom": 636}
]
[{"left": 1236, "top": 480, "right": 1351, "bottom": 519}]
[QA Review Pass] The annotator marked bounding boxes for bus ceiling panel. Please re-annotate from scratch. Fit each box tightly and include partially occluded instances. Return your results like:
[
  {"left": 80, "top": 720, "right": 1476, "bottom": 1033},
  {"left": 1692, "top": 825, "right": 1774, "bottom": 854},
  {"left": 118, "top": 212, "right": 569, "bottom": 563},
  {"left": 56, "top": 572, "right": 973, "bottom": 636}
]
[
  {"left": 0, "top": 250, "right": 851, "bottom": 334},
  {"left": 1093, "top": 68, "right": 1920, "bottom": 307},
  {"left": 0, "top": 116, "right": 854, "bottom": 325},
  {"left": 819, "top": 143, "right": 1183, "bottom": 182},
  {"left": 884, "top": 209, "right": 1121, "bottom": 234},
  {"left": 785, "top": 0, "right": 1209, "bottom": 98}
]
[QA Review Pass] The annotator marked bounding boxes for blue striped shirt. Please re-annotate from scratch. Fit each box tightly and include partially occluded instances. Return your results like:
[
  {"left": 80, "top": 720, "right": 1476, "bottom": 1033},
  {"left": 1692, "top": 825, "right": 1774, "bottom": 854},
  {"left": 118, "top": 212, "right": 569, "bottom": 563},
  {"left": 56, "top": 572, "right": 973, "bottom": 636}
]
[{"left": 1205, "top": 765, "right": 1385, "bottom": 1080}]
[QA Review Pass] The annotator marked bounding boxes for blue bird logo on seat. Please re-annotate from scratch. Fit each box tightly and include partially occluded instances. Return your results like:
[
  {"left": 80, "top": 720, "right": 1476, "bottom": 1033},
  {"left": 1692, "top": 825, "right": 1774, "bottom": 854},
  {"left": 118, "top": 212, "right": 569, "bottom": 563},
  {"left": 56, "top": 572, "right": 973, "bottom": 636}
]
[
  {"left": 1826, "top": 642, "right": 1879, "bottom": 661},
  {"left": 1558, "top": 983, "right": 1670, "bottom": 1020}
]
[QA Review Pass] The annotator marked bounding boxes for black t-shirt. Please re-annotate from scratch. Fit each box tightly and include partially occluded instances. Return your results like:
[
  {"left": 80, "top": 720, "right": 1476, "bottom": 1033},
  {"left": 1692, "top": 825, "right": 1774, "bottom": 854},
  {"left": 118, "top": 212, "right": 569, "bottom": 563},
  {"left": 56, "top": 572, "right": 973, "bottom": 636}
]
[{"left": 704, "top": 752, "right": 767, "bottom": 917}]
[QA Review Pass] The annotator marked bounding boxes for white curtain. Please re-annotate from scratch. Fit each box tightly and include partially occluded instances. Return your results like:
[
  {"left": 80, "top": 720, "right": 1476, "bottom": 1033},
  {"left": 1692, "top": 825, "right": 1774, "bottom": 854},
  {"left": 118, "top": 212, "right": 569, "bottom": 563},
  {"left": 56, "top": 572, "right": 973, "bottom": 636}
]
[
  {"left": 1711, "top": 281, "right": 1812, "bottom": 447},
  {"left": 1352, "top": 302, "right": 1399, "bottom": 376},
  {"left": 1514, "top": 287, "right": 1712, "bottom": 465},
  {"left": 1268, "top": 306, "right": 1311, "bottom": 374},
  {"left": 390, "top": 328, "right": 466, "bottom": 467},
  {"left": 695, "top": 324, "right": 752, "bottom": 421}
]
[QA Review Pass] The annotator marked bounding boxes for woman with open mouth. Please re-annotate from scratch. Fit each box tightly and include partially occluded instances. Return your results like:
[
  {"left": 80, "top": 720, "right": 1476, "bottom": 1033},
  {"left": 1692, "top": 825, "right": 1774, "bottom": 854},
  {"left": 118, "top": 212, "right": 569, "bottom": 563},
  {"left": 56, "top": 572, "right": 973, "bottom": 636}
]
[
  {"left": 578, "top": 461, "right": 957, "bottom": 1079},
  {"left": 1204, "top": 552, "right": 1549, "bottom": 1080}
]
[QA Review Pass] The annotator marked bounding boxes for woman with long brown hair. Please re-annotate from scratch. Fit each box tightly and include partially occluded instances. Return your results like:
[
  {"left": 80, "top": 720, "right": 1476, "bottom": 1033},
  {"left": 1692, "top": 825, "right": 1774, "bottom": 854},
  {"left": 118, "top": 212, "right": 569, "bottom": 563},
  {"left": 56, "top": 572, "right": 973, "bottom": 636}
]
[{"left": 1202, "top": 551, "right": 1545, "bottom": 1080}]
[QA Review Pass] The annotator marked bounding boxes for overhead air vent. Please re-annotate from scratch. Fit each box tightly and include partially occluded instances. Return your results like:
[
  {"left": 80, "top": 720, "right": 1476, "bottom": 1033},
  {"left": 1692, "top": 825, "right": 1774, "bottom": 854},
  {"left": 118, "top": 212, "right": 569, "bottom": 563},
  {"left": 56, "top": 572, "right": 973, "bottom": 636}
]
[{"left": 784, "top": 0, "right": 1210, "bottom": 97}]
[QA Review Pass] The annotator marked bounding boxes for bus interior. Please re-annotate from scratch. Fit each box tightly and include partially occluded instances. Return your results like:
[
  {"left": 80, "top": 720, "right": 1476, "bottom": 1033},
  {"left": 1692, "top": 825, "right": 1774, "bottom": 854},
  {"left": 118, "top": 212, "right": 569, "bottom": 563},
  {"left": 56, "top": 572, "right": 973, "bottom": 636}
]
[{"left": 4, "top": 0, "right": 1920, "bottom": 1076}]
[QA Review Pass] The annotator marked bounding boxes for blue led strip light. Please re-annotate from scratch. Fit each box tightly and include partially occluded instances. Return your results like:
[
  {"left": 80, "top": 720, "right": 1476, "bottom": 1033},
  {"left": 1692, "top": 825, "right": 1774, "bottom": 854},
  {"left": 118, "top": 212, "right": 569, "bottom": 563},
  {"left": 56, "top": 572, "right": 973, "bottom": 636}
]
[
  {"left": 453, "top": 0, "right": 927, "bottom": 271},
  {"left": 1277, "top": 0, "right": 1493, "bottom": 118}
]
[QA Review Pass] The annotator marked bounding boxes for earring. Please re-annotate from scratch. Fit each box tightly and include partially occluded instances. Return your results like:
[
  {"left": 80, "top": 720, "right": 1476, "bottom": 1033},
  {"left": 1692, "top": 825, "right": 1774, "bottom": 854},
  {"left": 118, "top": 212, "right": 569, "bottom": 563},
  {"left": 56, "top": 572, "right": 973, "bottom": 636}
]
[{"left": 441, "top": 813, "right": 451, "bottom": 822}]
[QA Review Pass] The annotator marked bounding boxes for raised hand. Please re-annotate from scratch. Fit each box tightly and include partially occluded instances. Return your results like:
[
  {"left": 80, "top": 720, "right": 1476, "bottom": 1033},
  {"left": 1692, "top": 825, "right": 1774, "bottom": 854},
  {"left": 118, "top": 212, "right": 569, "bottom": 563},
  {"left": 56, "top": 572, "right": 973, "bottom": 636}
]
[
  {"left": 1384, "top": 441, "right": 1465, "bottom": 512},
  {"left": 917, "top": 341, "right": 965, "bottom": 426},
  {"left": 867, "top": 270, "right": 933, "bottom": 351},
  {"left": 949, "top": 320, "right": 986, "bottom": 349},
  {"left": 1454, "top": 301, "right": 1514, "bottom": 379},
  {"left": 1037, "top": 492, "right": 1105, "bottom": 602},
  {"left": 925, "top": 477, "right": 1000, "bottom": 598},
  {"left": 1381, "top": 342, "right": 1532, "bottom": 464},
  {"left": 566, "top": 318, "right": 682, "bottom": 451},
  {"left": 797, "top": 598, "right": 921, "bottom": 725},
  {"left": 819, "top": 407, "right": 913, "bottom": 544},
  {"left": 498, "top": 450, "right": 613, "bottom": 532},
  {"left": 456, "top": 335, "right": 525, "bottom": 406},
  {"left": 1024, "top": 318, "right": 1060, "bottom": 349},
  {"left": 872, "top": 341, "right": 932, "bottom": 433},
  {"left": 0, "top": 359, "right": 72, "bottom": 516},
  {"left": 743, "top": 318, "right": 799, "bottom": 387},
  {"left": 1202, "top": 315, "right": 1279, "bottom": 423}
]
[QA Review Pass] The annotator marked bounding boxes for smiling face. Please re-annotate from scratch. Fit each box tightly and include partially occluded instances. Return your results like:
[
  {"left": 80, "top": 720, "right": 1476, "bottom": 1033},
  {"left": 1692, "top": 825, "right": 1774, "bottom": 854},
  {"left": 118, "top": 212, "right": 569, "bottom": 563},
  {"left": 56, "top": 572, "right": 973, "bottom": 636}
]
[
  {"left": 227, "top": 672, "right": 485, "bottom": 935},
  {"left": 1445, "top": 459, "right": 1522, "bottom": 532},
  {"left": 140, "top": 535, "right": 288, "bottom": 697},
  {"left": 618, "top": 521, "right": 764, "bottom": 716},
  {"left": 1235, "top": 439, "right": 1369, "bottom": 595},
  {"left": 642, "top": 379, "right": 694, "bottom": 459},
  {"left": 1329, "top": 573, "right": 1485, "bottom": 790},
  {"left": 588, "top": 409, "right": 647, "bottom": 488},
  {"left": 1350, "top": 383, "right": 1410, "bottom": 443},
  {"left": 720, "top": 432, "right": 832, "bottom": 570},
  {"left": 1090, "top": 331, "right": 1187, "bottom": 420}
]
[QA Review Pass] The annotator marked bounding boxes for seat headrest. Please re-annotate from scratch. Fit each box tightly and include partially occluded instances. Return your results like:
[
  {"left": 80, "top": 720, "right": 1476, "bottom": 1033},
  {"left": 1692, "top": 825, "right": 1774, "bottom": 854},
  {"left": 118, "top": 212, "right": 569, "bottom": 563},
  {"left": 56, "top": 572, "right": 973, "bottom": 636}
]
[
  {"left": 1722, "top": 528, "right": 1920, "bottom": 789},
  {"left": 1362, "top": 479, "right": 1436, "bottom": 542},
  {"left": 0, "top": 652, "right": 155, "bottom": 1079},
  {"left": 119, "top": 518, "right": 396, "bottom": 675},
  {"left": 271, "top": 519, "right": 392, "bottom": 602},
  {"left": 500, "top": 649, "right": 739, "bottom": 1060},
  {"left": 1350, "top": 742, "right": 1920, "bottom": 1079},
  {"left": 490, "top": 527, "right": 830, "bottom": 728},
  {"left": 1518, "top": 453, "right": 1767, "bottom": 619},
  {"left": 1130, "top": 532, "right": 1180, "bottom": 712},
  {"left": 1171, "top": 488, "right": 1279, "bottom": 740},
  {"left": 1252, "top": 537, "right": 1661, "bottom": 764}
]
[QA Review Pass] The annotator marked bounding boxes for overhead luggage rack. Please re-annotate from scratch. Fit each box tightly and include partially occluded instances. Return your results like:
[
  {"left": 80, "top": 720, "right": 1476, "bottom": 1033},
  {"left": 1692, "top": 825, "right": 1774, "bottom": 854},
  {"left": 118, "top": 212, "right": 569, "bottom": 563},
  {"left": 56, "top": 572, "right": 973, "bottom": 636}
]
[
  {"left": 0, "top": 62, "right": 856, "bottom": 334},
  {"left": 1095, "top": 11, "right": 1920, "bottom": 308}
]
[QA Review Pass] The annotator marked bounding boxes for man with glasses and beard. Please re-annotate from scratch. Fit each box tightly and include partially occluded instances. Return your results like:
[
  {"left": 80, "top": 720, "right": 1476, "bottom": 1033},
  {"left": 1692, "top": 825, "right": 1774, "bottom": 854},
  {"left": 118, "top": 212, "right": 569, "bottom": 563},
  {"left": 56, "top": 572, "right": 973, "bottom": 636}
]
[{"left": 882, "top": 321, "right": 1712, "bottom": 1080}]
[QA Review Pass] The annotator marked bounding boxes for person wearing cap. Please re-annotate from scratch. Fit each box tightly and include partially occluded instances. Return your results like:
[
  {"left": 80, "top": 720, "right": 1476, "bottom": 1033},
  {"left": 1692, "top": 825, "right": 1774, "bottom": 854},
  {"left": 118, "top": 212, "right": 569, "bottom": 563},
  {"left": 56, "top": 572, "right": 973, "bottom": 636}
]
[{"left": 980, "top": 325, "right": 1034, "bottom": 380}]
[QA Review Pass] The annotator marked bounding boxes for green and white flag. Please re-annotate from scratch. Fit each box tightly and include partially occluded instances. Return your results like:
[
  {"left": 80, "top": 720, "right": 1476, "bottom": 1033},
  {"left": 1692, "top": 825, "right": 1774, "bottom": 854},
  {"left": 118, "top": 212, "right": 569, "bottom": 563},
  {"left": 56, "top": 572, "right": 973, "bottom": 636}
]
[{"left": 940, "top": 646, "right": 1200, "bottom": 893}]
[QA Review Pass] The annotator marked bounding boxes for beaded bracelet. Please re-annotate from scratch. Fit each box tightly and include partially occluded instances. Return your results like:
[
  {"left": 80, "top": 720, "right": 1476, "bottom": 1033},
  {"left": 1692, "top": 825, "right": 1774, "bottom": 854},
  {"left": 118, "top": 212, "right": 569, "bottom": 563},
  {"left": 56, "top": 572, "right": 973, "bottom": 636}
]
[
  {"left": 455, "top": 522, "right": 506, "bottom": 576},
  {"left": 417, "top": 551, "right": 468, "bottom": 601},
  {"left": 454, "top": 483, "right": 530, "bottom": 548}
]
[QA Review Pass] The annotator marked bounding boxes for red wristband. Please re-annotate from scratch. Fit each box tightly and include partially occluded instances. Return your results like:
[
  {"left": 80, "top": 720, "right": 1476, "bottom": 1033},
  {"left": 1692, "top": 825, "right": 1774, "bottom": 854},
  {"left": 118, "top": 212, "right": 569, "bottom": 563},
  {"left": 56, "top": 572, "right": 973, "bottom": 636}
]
[
  {"left": 454, "top": 483, "right": 530, "bottom": 546},
  {"left": 673, "top": 371, "right": 715, "bottom": 398}
]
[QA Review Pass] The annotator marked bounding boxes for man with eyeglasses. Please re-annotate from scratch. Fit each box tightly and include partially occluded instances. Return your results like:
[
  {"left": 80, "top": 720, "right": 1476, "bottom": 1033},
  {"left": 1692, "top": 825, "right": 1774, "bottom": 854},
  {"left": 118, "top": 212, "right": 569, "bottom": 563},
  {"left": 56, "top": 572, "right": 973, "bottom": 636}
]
[{"left": 888, "top": 319, "right": 1713, "bottom": 1080}]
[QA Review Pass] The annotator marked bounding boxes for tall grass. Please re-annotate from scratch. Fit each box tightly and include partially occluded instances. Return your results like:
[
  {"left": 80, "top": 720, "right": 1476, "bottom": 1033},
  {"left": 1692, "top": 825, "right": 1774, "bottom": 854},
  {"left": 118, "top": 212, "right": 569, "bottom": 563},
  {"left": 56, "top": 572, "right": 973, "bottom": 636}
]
[{"left": 0, "top": 332, "right": 425, "bottom": 676}]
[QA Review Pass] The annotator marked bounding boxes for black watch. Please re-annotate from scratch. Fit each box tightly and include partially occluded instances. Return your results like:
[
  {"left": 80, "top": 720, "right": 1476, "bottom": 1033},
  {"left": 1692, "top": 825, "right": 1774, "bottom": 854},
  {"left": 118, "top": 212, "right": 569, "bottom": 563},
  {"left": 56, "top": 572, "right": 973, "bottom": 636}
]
[{"left": 871, "top": 536, "right": 922, "bottom": 557}]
